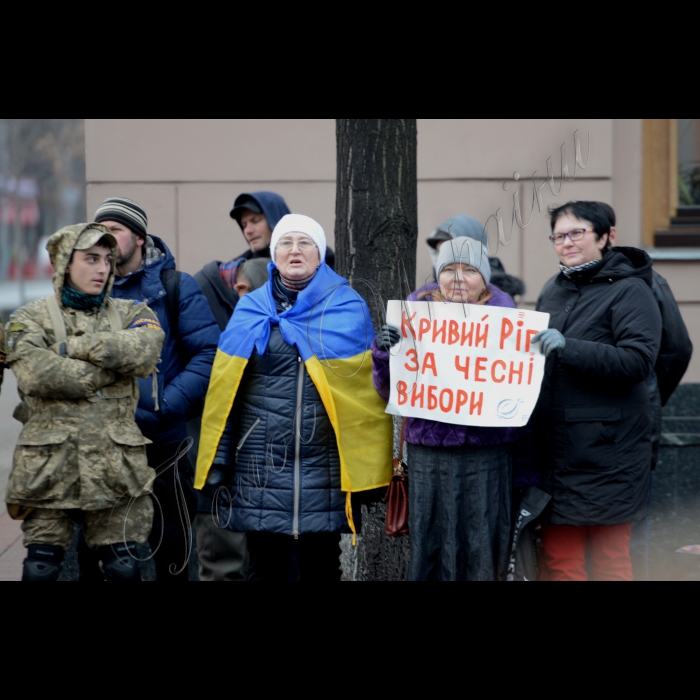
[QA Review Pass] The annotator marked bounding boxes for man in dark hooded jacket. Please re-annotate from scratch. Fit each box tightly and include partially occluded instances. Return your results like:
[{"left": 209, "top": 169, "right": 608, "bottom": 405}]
[
  {"left": 604, "top": 204, "right": 692, "bottom": 579},
  {"left": 600, "top": 203, "right": 693, "bottom": 461},
  {"left": 194, "top": 192, "right": 335, "bottom": 328},
  {"left": 93, "top": 197, "right": 220, "bottom": 582}
]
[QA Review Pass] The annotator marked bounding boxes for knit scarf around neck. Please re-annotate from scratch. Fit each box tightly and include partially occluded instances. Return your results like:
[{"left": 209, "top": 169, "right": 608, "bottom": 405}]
[
  {"left": 272, "top": 270, "right": 299, "bottom": 312},
  {"left": 279, "top": 271, "right": 315, "bottom": 291},
  {"left": 559, "top": 257, "right": 605, "bottom": 279},
  {"left": 62, "top": 284, "right": 106, "bottom": 311}
]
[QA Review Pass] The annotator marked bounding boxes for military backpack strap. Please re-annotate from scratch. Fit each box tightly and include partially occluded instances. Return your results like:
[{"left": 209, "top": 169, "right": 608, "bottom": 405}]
[
  {"left": 44, "top": 294, "right": 68, "bottom": 345},
  {"left": 161, "top": 268, "right": 188, "bottom": 361},
  {"left": 105, "top": 298, "right": 123, "bottom": 333}
]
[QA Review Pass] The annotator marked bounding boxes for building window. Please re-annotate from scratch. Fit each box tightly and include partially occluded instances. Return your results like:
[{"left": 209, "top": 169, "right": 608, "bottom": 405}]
[
  {"left": 646, "top": 118, "right": 700, "bottom": 248},
  {"left": 679, "top": 119, "right": 700, "bottom": 207}
]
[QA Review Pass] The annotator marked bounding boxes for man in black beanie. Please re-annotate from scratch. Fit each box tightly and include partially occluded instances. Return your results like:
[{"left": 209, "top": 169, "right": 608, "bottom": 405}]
[{"left": 90, "top": 196, "right": 221, "bottom": 581}]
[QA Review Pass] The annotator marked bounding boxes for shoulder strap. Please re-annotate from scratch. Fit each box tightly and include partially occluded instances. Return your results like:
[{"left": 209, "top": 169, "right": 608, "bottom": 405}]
[
  {"left": 161, "top": 268, "right": 188, "bottom": 360},
  {"left": 45, "top": 295, "right": 67, "bottom": 344},
  {"left": 105, "top": 298, "right": 123, "bottom": 333}
]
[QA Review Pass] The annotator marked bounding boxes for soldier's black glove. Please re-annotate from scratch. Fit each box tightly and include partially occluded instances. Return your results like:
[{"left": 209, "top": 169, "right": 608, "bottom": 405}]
[
  {"left": 202, "top": 465, "right": 230, "bottom": 500},
  {"left": 376, "top": 325, "right": 401, "bottom": 351}
]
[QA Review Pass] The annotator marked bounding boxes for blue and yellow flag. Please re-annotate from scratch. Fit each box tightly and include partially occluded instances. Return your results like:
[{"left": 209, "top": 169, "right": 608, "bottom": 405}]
[{"left": 195, "top": 263, "right": 393, "bottom": 532}]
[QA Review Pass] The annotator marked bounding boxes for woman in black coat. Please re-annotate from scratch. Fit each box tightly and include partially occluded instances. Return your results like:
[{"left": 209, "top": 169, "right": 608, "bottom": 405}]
[{"left": 531, "top": 201, "right": 662, "bottom": 581}]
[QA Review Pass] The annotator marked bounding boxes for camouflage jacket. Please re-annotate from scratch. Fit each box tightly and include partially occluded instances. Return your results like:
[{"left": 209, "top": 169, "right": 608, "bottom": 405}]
[{"left": 5, "top": 224, "right": 165, "bottom": 511}]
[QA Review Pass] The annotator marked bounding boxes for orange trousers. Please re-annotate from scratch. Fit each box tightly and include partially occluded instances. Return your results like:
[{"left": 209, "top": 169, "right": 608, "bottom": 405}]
[{"left": 541, "top": 523, "right": 633, "bottom": 581}]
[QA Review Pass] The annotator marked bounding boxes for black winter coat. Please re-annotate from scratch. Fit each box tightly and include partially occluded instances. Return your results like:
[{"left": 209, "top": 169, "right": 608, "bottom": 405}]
[
  {"left": 213, "top": 325, "right": 346, "bottom": 536},
  {"left": 194, "top": 261, "right": 238, "bottom": 332},
  {"left": 537, "top": 268, "right": 693, "bottom": 471},
  {"left": 647, "top": 271, "right": 693, "bottom": 468},
  {"left": 651, "top": 271, "right": 693, "bottom": 407},
  {"left": 534, "top": 248, "right": 662, "bottom": 526}
]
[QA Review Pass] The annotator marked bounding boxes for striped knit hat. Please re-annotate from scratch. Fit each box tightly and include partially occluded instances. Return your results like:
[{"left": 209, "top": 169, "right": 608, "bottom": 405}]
[{"left": 94, "top": 197, "right": 148, "bottom": 240}]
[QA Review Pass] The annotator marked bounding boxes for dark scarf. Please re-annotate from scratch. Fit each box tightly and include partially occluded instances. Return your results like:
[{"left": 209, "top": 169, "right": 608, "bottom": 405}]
[
  {"left": 559, "top": 254, "right": 608, "bottom": 282},
  {"left": 272, "top": 270, "right": 299, "bottom": 312},
  {"left": 61, "top": 284, "right": 106, "bottom": 311},
  {"left": 279, "top": 271, "right": 315, "bottom": 291},
  {"left": 559, "top": 256, "right": 605, "bottom": 279}
]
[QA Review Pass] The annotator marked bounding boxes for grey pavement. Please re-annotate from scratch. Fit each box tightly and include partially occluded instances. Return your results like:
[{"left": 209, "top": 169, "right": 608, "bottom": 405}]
[
  {"left": 0, "top": 279, "right": 54, "bottom": 580},
  {"left": 0, "top": 370, "right": 22, "bottom": 518},
  {"left": 0, "top": 371, "right": 23, "bottom": 580}
]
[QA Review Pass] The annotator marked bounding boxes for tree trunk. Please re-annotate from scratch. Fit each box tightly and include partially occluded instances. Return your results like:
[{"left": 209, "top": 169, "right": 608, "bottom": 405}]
[
  {"left": 335, "top": 119, "right": 418, "bottom": 330},
  {"left": 335, "top": 119, "right": 418, "bottom": 581}
]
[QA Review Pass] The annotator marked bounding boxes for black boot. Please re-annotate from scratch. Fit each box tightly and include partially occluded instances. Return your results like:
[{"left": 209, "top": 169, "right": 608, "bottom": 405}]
[
  {"left": 100, "top": 542, "right": 141, "bottom": 582},
  {"left": 22, "top": 545, "right": 64, "bottom": 582}
]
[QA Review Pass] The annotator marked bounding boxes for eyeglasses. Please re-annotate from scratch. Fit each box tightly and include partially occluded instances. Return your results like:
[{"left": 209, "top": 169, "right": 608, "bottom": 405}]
[
  {"left": 277, "top": 238, "right": 317, "bottom": 252},
  {"left": 549, "top": 228, "right": 595, "bottom": 245}
]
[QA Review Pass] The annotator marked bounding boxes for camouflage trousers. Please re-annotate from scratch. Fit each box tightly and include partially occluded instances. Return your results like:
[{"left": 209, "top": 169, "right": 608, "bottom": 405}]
[{"left": 21, "top": 496, "right": 154, "bottom": 550}]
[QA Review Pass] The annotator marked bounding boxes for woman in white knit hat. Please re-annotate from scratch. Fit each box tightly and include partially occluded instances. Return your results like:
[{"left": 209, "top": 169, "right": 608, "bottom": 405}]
[{"left": 196, "top": 214, "right": 392, "bottom": 582}]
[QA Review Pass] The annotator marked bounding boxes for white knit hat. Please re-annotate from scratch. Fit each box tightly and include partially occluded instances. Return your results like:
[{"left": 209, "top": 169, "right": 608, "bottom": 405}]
[
  {"left": 270, "top": 214, "right": 327, "bottom": 264},
  {"left": 435, "top": 237, "right": 491, "bottom": 285}
]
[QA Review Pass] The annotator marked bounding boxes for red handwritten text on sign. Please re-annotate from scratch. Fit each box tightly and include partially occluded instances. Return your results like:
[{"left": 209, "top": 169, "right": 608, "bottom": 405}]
[{"left": 386, "top": 301, "right": 550, "bottom": 428}]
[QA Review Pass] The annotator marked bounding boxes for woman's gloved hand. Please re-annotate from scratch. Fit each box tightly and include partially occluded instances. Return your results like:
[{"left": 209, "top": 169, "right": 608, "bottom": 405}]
[
  {"left": 202, "top": 465, "right": 230, "bottom": 499},
  {"left": 531, "top": 328, "right": 566, "bottom": 357},
  {"left": 376, "top": 325, "right": 401, "bottom": 351}
]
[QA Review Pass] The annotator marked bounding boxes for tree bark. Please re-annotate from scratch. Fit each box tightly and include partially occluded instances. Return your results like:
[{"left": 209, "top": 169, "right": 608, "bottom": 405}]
[
  {"left": 335, "top": 119, "right": 418, "bottom": 331},
  {"left": 335, "top": 119, "right": 418, "bottom": 581}
]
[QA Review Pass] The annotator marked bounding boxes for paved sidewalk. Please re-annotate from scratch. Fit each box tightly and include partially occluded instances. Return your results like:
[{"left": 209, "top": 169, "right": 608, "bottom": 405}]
[
  {"left": 0, "top": 511, "right": 22, "bottom": 581},
  {"left": 1, "top": 367, "right": 24, "bottom": 580}
]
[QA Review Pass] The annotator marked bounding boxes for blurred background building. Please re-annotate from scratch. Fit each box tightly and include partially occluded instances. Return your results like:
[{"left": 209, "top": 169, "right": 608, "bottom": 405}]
[
  {"left": 1, "top": 118, "right": 699, "bottom": 376},
  {"left": 0, "top": 119, "right": 85, "bottom": 309},
  {"left": 82, "top": 118, "right": 700, "bottom": 381},
  {"left": 2, "top": 119, "right": 700, "bottom": 580}
]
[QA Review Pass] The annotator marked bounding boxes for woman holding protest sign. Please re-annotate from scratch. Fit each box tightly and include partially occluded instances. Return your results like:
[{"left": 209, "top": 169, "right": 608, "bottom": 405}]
[
  {"left": 530, "top": 201, "right": 662, "bottom": 581},
  {"left": 372, "top": 237, "right": 518, "bottom": 581}
]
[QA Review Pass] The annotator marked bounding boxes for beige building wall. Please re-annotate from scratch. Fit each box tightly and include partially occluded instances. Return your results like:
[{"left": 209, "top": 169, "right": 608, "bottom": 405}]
[{"left": 85, "top": 119, "right": 700, "bottom": 381}]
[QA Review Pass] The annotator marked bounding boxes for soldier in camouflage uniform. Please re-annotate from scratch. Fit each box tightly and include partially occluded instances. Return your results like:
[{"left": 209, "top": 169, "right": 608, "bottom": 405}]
[{"left": 4, "top": 223, "right": 165, "bottom": 581}]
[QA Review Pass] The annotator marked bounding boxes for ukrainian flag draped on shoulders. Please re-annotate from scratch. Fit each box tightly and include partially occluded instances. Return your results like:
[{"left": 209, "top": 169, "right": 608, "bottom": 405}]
[{"left": 195, "top": 261, "right": 393, "bottom": 530}]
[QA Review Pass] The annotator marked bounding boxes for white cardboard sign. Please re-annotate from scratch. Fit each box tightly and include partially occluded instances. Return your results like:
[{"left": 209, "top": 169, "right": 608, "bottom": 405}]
[{"left": 385, "top": 301, "right": 551, "bottom": 428}]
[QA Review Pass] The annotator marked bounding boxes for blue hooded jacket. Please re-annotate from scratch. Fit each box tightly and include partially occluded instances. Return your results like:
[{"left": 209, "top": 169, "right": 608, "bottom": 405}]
[
  {"left": 111, "top": 235, "right": 220, "bottom": 445},
  {"left": 232, "top": 191, "right": 291, "bottom": 235},
  {"left": 231, "top": 191, "right": 335, "bottom": 267}
]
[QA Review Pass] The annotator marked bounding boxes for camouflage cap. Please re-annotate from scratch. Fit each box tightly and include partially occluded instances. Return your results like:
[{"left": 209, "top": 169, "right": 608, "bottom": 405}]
[
  {"left": 46, "top": 224, "right": 119, "bottom": 300},
  {"left": 46, "top": 223, "right": 116, "bottom": 266},
  {"left": 74, "top": 227, "right": 117, "bottom": 251}
]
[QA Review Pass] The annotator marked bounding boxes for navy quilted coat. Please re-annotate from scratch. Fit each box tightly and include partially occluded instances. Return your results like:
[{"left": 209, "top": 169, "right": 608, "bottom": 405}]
[{"left": 215, "top": 325, "right": 347, "bottom": 536}]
